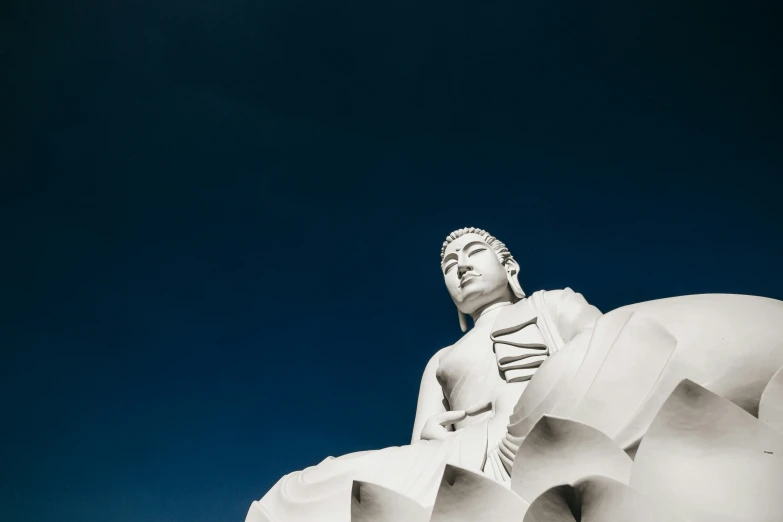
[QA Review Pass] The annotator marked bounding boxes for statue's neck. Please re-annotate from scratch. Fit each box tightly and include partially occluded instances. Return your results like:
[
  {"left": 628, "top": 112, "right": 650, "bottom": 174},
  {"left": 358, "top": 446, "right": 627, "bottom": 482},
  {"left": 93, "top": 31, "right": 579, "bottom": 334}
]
[{"left": 470, "top": 300, "right": 515, "bottom": 328}]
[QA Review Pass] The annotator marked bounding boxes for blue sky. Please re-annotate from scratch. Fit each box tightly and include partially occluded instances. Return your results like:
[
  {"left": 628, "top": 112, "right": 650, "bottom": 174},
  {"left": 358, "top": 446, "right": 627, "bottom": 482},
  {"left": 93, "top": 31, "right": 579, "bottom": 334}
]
[{"left": 2, "top": 0, "right": 782, "bottom": 520}]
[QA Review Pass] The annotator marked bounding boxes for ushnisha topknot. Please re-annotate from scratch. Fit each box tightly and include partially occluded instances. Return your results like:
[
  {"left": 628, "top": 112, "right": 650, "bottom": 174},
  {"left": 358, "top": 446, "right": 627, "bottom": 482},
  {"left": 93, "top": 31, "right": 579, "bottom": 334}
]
[{"left": 440, "top": 227, "right": 514, "bottom": 266}]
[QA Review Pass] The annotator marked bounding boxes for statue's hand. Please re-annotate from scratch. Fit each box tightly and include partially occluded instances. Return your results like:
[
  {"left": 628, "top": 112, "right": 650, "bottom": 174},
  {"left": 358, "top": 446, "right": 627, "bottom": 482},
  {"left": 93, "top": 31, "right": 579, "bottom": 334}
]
[{"left": 420, "top": 410, "right": 467, "bottom": 441}]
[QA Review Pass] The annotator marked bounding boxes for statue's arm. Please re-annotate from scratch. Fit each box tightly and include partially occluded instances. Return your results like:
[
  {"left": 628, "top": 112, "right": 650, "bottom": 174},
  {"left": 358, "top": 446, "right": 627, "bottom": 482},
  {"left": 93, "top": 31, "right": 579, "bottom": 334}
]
[
  {"left": 545, "top": 287, "right": 603, "bottom": 343},
  {"left": 410, "top": 350, "right": 449, "bottom": 443}
]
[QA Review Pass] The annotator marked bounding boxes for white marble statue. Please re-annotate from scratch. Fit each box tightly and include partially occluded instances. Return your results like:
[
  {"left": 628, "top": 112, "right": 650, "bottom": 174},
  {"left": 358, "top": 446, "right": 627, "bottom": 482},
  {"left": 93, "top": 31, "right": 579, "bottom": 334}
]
[{"left": 245, "top": 227, "right": 783, "bottom": 522}]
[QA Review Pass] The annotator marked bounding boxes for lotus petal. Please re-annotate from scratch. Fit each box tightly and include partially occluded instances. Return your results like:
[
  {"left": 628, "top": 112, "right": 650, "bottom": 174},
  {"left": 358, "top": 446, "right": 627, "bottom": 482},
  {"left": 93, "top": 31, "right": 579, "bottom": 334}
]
[
  {"left": 549, "top": 309, "right": 636, "bottom": 420},
  {"left": 524, "top": 475, "right": 687, "bottom": 522},
  {"left": 521, "top": 484, "right": 577, "bottom": 522},
  {"left": 613, "top": 295, "right": 783, "bottom": 450},
  {"left": 759, "top": 365, "right": 783, "bottom": 434},
  {"left": 511, "top": 416, "right": 632, "bottom": 502},
  {"left": 632, "top": 379, "right": 783, "bottom": 522},
  {"left": 350, "top": 481, "right": 430, "bottom": 522},
  {"left": 430, "top": 464, "right": 528, "bottom": 522},
  {"left": 569, "top": 314, "right": 677, "bottom": 438}
]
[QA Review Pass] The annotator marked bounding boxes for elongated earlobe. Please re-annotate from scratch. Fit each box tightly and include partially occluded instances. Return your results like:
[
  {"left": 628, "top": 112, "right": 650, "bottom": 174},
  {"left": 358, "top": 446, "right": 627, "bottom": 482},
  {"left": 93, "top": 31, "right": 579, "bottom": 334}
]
[
  {"left": 458, "top": 308, "right": 468, "bottom": 332},
  {"left": 509, "top": 279, "right": 526, "bottom": 299},
  {"left": 506, "top": 259, "right": 526, "bottom": 299}
]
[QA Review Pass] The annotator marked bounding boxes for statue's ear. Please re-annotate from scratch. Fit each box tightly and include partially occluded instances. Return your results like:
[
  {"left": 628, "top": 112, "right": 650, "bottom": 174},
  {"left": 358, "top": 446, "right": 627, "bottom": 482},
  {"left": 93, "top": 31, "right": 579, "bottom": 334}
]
[
  {"left": 505, "top": 258, "right": 526, "bottom": 299},
  {"left": 457, "top": 307, "right": 468, "bottom": 332}
]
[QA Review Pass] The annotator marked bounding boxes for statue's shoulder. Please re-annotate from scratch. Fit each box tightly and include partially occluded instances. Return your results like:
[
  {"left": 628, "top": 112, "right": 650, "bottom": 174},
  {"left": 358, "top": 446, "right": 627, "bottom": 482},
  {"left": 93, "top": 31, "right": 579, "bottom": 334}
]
[
  {"left": 419, "top": 346, "right": 449, "bottom": 385},
  {"left": 422, "top": 345, "right": 452, "bottom": 370},
  {"left": 541, "top": 287, "right": 598, "bottom": 315},
  {"left": 432, "top": 343, "right": 456, "bottom": 364},
  {"left": 541, "top": 287, "right": 578, "bottom": 306}
]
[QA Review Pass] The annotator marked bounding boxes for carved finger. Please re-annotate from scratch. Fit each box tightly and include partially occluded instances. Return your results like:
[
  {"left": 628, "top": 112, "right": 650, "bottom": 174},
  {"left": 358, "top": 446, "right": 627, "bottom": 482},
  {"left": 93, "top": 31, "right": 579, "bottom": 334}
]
[
  {"left": 437, "top": 410, "right": 467, "bottom": 426},
  {"left": 464, "top": 401, "right": 493, "bottom": 416}
]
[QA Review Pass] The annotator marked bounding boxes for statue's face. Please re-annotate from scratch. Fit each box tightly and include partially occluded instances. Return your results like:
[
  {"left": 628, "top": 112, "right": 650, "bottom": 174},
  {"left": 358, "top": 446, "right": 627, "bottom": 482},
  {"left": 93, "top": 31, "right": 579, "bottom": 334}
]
[{"left": 441, "top": 233, "right": 513, "bottom": 315}]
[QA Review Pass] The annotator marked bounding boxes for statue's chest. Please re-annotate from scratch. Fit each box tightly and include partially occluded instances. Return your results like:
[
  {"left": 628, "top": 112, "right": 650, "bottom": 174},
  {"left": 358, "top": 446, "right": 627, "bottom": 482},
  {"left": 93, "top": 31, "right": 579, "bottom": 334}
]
[{"left": 436, "top": 335, "right": 503, "bottom": 405}]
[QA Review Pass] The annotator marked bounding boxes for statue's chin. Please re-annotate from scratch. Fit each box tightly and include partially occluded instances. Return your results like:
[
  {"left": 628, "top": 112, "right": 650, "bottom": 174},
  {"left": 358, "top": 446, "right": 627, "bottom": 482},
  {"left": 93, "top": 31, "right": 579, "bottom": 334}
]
[
  {"left": 455, "top": 301, "right": 481, "bottom": 316},
  {"left": 455, "top": 289, "right": 510, "bottom": 316}
]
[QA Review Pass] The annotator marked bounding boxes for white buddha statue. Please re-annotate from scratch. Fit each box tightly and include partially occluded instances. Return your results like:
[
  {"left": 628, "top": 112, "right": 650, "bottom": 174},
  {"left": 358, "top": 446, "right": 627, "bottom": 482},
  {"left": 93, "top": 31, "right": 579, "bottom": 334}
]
[{"left": 245, "top": 227, "right": 601, "bottom": 522}]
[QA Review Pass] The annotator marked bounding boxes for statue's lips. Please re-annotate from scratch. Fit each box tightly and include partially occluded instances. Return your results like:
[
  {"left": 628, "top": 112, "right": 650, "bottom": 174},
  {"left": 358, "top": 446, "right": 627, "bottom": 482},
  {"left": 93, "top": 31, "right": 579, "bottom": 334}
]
[{"left": 459, "top": 274, "right": 479, "bottom": 288}]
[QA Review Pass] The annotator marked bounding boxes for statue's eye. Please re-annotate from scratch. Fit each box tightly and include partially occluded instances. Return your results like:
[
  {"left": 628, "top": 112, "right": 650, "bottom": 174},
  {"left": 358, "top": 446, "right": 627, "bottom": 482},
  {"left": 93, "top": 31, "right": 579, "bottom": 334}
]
[
  {"left": 468, "top": 248, "right": 487, "bottom": 257},
  {"left": 444, "top": 263, "right": 456, "bottom": 274}
]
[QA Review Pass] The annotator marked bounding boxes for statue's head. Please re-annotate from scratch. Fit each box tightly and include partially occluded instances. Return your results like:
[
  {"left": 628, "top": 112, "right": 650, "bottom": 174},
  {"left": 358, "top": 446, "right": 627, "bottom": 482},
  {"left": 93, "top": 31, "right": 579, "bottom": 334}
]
[{"left": 441, "top": 227, "right": 525, "bottom": 331}]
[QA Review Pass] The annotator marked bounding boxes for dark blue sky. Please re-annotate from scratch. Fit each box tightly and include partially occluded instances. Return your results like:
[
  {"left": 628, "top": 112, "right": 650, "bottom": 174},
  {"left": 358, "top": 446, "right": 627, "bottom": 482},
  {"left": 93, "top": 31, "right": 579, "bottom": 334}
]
[{"left": 2, "top": 0, "right": 782, "bottom": 521}]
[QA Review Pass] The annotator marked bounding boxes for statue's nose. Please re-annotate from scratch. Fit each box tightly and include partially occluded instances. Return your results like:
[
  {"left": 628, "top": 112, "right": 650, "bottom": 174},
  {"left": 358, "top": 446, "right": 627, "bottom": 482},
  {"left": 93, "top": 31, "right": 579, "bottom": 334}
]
[{"left": 457, "top": 264, "right": 472, "bottom": 278}]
